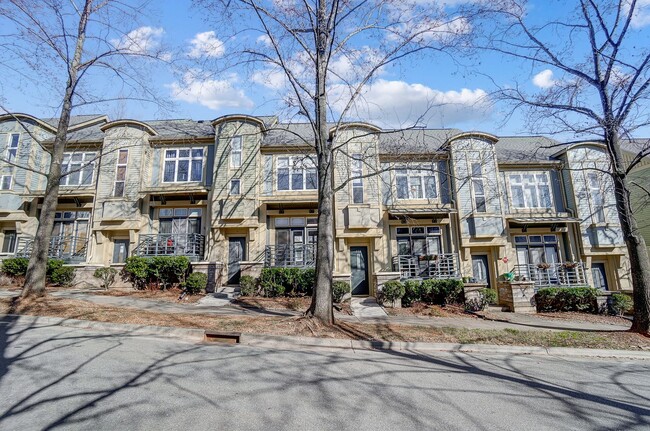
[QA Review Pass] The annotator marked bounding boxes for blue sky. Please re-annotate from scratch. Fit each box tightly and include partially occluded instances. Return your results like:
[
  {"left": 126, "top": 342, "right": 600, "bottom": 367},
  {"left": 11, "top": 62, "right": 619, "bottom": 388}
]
[{"left": 2, "top": 0, "right": 650, "bottom": 139}]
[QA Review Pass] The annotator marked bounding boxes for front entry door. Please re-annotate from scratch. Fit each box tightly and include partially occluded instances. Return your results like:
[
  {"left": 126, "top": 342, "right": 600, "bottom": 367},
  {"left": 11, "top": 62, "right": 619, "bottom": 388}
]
[
  {"left": 228, "top": 237, "right": 246, "bottom": 285},
  {"left": 471, "top": 255, "right": 490, "bottom": 287},
  {"left": 350, "top": 246, "right": 369, "bottom": 296},
  {"left": 591, "top": 263, "right": 608, "bottom": 290}
]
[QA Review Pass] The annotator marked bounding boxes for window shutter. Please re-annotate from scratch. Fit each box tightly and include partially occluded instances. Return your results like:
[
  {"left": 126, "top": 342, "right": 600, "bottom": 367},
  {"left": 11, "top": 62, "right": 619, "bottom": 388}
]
[{"left": 262, "top": 154, "right": 273, "bottom": 195}]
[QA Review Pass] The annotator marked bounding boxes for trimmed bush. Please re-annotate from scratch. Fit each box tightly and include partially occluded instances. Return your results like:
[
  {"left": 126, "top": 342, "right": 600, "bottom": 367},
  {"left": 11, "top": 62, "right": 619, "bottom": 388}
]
[
  {"left": 122, "top": 256, "right": 149, "bottom": 289},
  {"left": 259, "top": 267, "right": 315, "bottom": 297},
  {"left": 402, "top": 280, "right": 422, "bottom": 307},
  {"left": 535, "top": 287, "right": 599, "bottom": 313},
  {"left": 49, "top": 265, "right": 75, "bottom": 286},
  {"left": 380, "top": 280, "right": 405, "bottom": 306},
  {"left": 480, "top": 288, "right": 498, "bottom": 305},
  {"left": 93, "top": 267, "right": 117, "bottom": 290},
  {"left": 1, "top": 257, "right": 29, "bottom": 277},
  {"left": 183, "top": 272, "right": 207, "bottom": 295},
  {"left": 332, "top": 281, "right": 350, "bottom": 303},
  {"left": 239, "top": 275, "right": 258, "bottom": 296},
  {"left": 121, "top": 256, "right": 190, "bottom": 290},
  {"left": 397, "top": 278, "right": 465, "bottom": 307},
  {"left": 610, "top": 293, "right": 633, "bottom": 316}
]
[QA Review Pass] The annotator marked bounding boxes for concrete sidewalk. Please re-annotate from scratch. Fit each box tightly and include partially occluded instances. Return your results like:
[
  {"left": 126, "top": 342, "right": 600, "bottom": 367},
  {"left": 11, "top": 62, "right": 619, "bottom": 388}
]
[{"left": 45, "top": 290, "right": 633, "bottom": 333}]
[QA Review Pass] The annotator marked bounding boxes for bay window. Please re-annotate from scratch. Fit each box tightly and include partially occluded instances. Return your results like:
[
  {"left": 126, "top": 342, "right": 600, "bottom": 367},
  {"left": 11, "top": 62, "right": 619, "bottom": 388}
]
[{"left": 163, "top": 148, "right": 203, "bottom": 183}]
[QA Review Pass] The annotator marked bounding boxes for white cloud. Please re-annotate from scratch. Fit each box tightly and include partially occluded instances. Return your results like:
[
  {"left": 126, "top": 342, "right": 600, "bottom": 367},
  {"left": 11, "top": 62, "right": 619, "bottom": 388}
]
[
  {"left": 111, "top": 26, "right": 164, "bottom": 55},
  {"left": 330, "top": 79, "right": 490, "bottom": 128},
  {"left": 532, "top": 69, "right": 556, "bottom": 89},
  {"left": 168, "top": 70, "right": 253, "bottom": 110},
  {"left": 256, "top": 35, "right": 273, "bottom": 47},
  {"left": 187, "top": 31, "right": 225, "bottom": 59},
  {"left": 625, "top": 0, "right": 650, "bottom": 28}
]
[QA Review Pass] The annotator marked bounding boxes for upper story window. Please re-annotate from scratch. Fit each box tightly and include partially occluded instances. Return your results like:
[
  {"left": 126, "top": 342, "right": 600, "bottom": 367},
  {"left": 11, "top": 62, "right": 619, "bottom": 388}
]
[
  {"left": 230, "top": 178, "right": 241, "bottom": 195},
  {"left": 277, "top": 156, "right": 317, "bottom": 191},
  {"left": 1, "top": 174, "right": 12, "bottom": 190},
  {"left": 509, "top": 172, "right": 552, "bottom": 209},
  {"left": 163, "top": 148, "right": 203, "bottom": 183},
  {"left": 396, "top": 168, "right": 437, "bottom": 200},
  {"left": 113, "top": 149, "right": 128, "bottom": 197},
  {"left": 396, "top": 226, "right": 443, "bottom": 256},
  {"left": 61, "top": 152, "right": 96, "bottom": 186},
  {"left": 5, "top": 134, "right": 19, "bottom": 163},
  {"left": 471, "top": 163, "right": 486, "bottom": 212},
  {"left": 230, "top": 136, "right": 242, "bottom": 168},
  {"left": 587, "top": 172, "right": 606, "bottom": 223},
  {"left": 351, "top": 155, "right": 363, "bottom": 203}
]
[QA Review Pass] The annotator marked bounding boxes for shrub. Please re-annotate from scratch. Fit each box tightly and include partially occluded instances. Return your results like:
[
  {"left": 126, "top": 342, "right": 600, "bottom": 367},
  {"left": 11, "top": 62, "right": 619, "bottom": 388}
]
[
  {"left": 481, "top": 288, "right": 498, "bottom": 305},
  {"left": 93, "top": 267, "right": 117, "bottom": 290},
  {"left": 610, "top": 293, "right": 633, "bottom": 316},
  {"left": 183, "top": 272, "right": 207, "bottom": 295},
  {"left": 264, "top": 282, "right": 285, "bottom": 298},
  {"left": 122, "top": 256, "right": 149, "bottom": 289},
  {"left": 239, "top": 275, "right": 258, "bottom": 296},
  {"left": 297, "top": 268, "right": 316, "bottom": 296},
  {"left": 49, "top": 265, "right": 75, "bottom": 286},
  {"left": 380, "top": 280, "right": 405, "bottom": 306},
  {"left": 259, "top": 267, "right": 315, "bottom": 297},
  {"left": 1, "top": 257, "right": 29, "bottom": 277},
  {"left": 535, "top": 287, "right": 599, "bottom": 313},
  {"left": 402, "top": 280, "right": 422, "bottom": 307},
  {"left": 332, "top": 281, "right": 350, "bottom": 303}
]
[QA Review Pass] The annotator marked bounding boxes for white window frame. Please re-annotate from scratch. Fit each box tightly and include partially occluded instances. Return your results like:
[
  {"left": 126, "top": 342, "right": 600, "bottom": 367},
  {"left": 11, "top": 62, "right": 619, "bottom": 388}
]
[
  {"left": 395, "top": 166, "right": 438, "bottom": 200},
  {"left": 276, "top": 156, "right": 317, "bottom": 191},
  {"left": 230, "top": 178, "right": 241, "bottom": 195},
  {"left": 113, "top": 149, "right": 129, "bottom": 197},
  {"left": 1, "top": 174, "right": 12, "bottom": 190},
  {"left": 470, "top": 162, "right": 487, "bottom": 213},
  {"left": 163, "top": 148, "right": 204, "bottom": 183},
  {"left": 61, "top": 152, "right": 96, "bottom": 186},
  {"left": 230, "top": 136, "right": 242, "bottom": 168},
  {"left": 5, "top": 133, "right": 19, "bottom": 163},
  {"left": 508, "top": 171, "right": 553, "bottom": 209},
  {"left": 351, "top": 154, "right": 363, "bottom": 204},
  {"left": 587, "top": 171, "right": 606, "bottom": 223}
]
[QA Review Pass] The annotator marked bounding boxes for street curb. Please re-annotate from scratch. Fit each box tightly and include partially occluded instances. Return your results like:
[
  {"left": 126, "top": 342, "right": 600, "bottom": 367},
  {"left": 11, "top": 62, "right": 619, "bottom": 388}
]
[{"left": 2, "top": 314, "right": 649, "bottom": 360}]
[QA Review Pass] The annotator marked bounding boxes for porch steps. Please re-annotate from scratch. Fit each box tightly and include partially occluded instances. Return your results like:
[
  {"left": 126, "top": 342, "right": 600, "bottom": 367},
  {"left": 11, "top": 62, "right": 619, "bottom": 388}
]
[{"left": 197, "top": 285, "right": 240, "bottom": 307}]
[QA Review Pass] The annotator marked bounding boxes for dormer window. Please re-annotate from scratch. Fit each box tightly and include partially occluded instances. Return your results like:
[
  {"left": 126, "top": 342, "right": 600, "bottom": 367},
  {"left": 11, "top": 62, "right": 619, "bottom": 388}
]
[
  {"left": 396, "top": 167, "right": 437, "bottom": 200},
  {"left": 163, "top": 148, "right": 203, "bottom": 183},
  {"left": 509, "top": 172, "right": 553, "bottom": 209},
  {"left": 61, "top": 152, "right": 96, "bottom": 186}
]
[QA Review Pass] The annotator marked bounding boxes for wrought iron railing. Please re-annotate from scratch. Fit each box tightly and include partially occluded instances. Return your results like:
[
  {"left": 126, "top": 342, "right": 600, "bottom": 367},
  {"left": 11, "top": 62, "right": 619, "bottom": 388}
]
[
  {"left": 392, "top": 253, "right": 461, "bottom": 280},
  {"left": 512, "top": 262, "right": 588, "bottom": 288},
  {"left": 133, "top": 233, "right": 205, "bottom": 261},
  {"left": 15, "top": 235, "right": 88, "bottom": 264},
  {"left": 264, "top": 244, "right": 316, "bottom": 267}
]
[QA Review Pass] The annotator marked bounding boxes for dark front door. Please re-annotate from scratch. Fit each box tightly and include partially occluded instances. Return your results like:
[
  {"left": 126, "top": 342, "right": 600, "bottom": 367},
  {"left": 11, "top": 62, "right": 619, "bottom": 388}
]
[
  {"left": 350, "top": 246, "right": 369, "bottom": 296},
  {"left": 113, "top": 239, "right": 129, "bottom": 264},
  {"left": 471, "top": 254, "right": 490, "bottom": 287},
  {"left": 591, "top": 263, "right": 608, "bottom": 290},
  {"left": 228, "top": 237, "right": 246, "bottom": 285}
]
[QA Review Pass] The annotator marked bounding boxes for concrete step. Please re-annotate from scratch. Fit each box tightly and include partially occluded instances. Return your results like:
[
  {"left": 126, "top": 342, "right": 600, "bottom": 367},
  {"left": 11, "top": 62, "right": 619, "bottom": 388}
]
[
  {"left": 485, "top": 305, "right": 510, "bottom": 312},
  {"left": 216, "top": 286, "right": 240, "bottom": 294}
]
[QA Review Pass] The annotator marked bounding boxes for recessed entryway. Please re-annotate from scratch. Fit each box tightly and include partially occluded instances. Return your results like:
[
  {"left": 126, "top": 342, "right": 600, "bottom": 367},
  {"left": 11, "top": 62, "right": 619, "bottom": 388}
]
[
  {"left": 471, "top": 254, "right": 490, "bottom": 287},
  {"left": 350, "top": 246, "right": 369, "bottom": 296},
  {"left": 228, "top": 237, "right": 246, "bottom": 285}
]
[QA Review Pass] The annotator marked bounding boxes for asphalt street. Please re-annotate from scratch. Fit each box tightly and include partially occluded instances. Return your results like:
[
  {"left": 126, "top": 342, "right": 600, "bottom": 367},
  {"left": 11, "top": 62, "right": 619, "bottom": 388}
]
[{"left": 0, "top": 317, "right": 648, "bottom": 430}]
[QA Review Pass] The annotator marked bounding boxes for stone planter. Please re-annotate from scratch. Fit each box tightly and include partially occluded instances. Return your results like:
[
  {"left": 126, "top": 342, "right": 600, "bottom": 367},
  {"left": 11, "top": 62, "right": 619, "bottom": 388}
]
[
  {"left": 497, "top": 281, "right": 536, "bottom": 313},
  {"left": 463, "top": 282, "right": 488, "bottom": 304},
  {"left": 239, "top": 261, "right": 264, "bottom": 280}
]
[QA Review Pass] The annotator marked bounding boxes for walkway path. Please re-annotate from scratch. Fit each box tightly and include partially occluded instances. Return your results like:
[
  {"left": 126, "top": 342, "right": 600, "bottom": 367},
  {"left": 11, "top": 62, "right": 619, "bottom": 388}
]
[
  {"left": 350, "top": 297, "right": 388, "bottom": 318},
  {"left": 43, "top": 290, "right": 632, "bottom": 333}
]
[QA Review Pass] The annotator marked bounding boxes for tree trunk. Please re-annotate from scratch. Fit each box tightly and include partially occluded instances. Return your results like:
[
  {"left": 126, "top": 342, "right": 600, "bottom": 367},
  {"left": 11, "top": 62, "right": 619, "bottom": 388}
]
[
  {"left": 21, "top": 0, "right": 93, "bottom": 298},
  {"left": 607, "top": 131, "right": 650, "bottom": 334},
  {"left": 307, "top": 0, "right": 334, "bottom": 324}
]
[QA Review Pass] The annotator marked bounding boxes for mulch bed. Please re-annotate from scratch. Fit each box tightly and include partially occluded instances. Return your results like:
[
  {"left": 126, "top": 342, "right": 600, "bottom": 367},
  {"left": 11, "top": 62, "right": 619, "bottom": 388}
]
[
  {"left": 233, "top": 296, "right": 354, "bottom": 315},
  {"left": 91, "top": 287, "right": 202, "bottom": 304},
  {"left": 536, "top": 311, "right": 632, "bottom": 326},
  {"left": 385, "top": 302, "right": 476, "bottom": 318}
]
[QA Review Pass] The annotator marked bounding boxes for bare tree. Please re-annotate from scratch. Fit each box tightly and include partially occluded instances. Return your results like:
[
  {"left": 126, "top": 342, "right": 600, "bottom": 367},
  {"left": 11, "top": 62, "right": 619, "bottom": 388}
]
[
  {"left": 0, "top": 0, "right": 168, "bottom": 297},
  {"left": 477, "top": 0, "right": 650, "bottom": 333},
  {"left": 194, "top": 0, "right": 475, "bottom": 324}
]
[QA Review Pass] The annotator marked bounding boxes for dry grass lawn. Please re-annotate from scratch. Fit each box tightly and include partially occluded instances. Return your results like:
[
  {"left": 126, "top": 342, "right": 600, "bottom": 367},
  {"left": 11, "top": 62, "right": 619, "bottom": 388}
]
[
  {"left": 2, "top": 295, "right": 649, "bottom": 350},
  {"left": 92, "top": 287, "right": 202, "bottom": 304}
]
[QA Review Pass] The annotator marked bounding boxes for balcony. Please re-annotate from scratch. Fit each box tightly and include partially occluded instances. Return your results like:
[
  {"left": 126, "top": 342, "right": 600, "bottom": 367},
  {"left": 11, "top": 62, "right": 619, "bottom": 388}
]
[
  {"left": 512, "top": 263, "right": 588, "bottom": 289},
  {"left": 16, "top": 235, "right": 88, "bottom": 264},
  {"left": 133, "top": 233, "right": 205, "bottom": 261},
  {"left": 392, "top": 254, "right": 461, "bottom": 280},
  {"left": 264, "top": 245, "right": 316, "bottom": 267}
]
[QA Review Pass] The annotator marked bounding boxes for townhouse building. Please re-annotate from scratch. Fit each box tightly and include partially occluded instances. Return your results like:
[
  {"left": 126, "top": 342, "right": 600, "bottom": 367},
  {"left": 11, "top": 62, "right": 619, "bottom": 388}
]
[{"left": 0, "top": 113, "right": 633, "bottom": 295}]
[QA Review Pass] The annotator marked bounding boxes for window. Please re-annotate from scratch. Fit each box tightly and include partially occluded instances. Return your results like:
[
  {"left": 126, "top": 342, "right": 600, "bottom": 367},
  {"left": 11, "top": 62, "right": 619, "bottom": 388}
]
[
  {"left": 5, "top": 134, "right": 19, "bottom": 163},
  {"left": 230, "top": 179, "right": 241, "bottom": 195},
  {"left": 2, "top": 230, "right": 16, "bottom": 253},
  {"left": 587, "top": 172, "right": 606, "bottom": 223},
  {"left": 351, "top": 155, "right": 363, "bottom": 203},
  {"left": 509, "top": 172, "right": 552, "bottom": 209},
  {"left": 159, "top": 207, "right": 202, "bottom": 235},
  {"left": 396, "top": 226, "right": 442, "bottom": 256},
  {"left": 396, "top": 167, "right": 437, "bottom": 200},
  {"left": 113, "top": 149, "right": 128, "bottom": 197},
  {"left": 471, "top": 163, "right": 486, "bottom": 213},
  {"left": 61, "top": 152, "right": 96, "bottom": 186},
  {"left": 52, "top": 211, "right": 90, "bottom": 256},
  {"left": 230, "top": 136, "right": 242, "bottom": 168},
  {"left": 1, "top": 175, "right": 12, "bottom": 190},
  {"left": 276, "top": 156, "right": 317, "bottom": 191},
  {"left": 163, "top": 148, "right": 203, "bottom": 183},
  {"left": 514, "top": 235, "right": 559, "bottom": 267}
]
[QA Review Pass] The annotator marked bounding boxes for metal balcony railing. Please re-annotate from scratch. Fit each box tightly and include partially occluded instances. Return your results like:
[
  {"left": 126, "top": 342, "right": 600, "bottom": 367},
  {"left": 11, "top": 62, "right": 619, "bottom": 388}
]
[
  {"left": 264, "top": 244, "right": 316, "bottom": 267},
  {"left": 15, "top": 235, "right": 88, "bottom": 264},
  {"left": 133, "top": 233, "right": 205, "bottom": 261},
  {"left": 392, "top": 253, "right": 461, "bottom": 280},
  {"left": 512, "top": 262, "right": 588, "bottom": 289}
]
